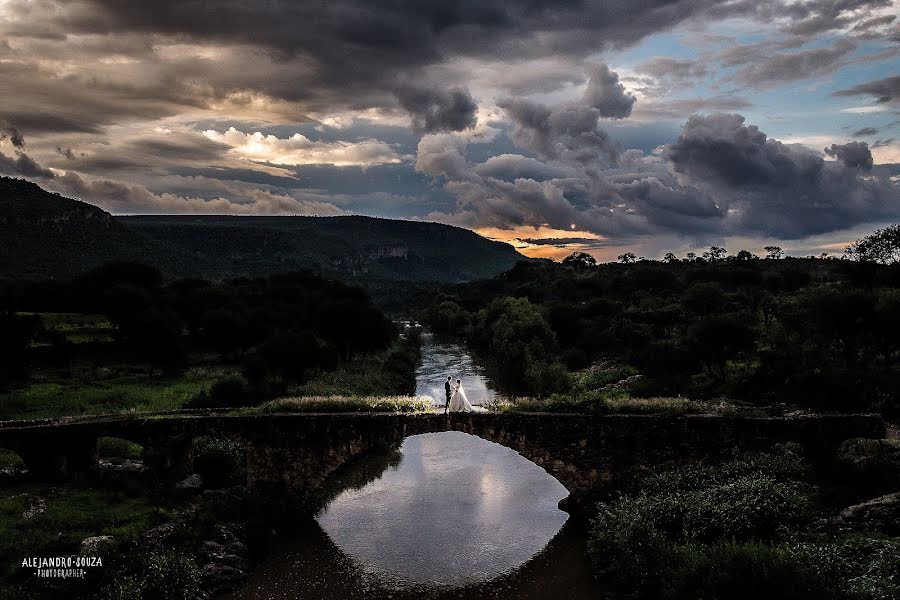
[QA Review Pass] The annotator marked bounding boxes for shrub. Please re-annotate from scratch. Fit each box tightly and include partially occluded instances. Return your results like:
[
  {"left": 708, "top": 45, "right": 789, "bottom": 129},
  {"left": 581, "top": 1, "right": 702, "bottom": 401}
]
[
  {"left": 782, "top": 535, "right": 900, "bottom": 600},
  {"left": 103, "top": 550, "right": 201, "bottom": 600},
  {"left": 97, "top": 437, "right": 143, "bottom": 462},
  {"left": 588, "top": 449, "right": 827, "bottom": 599},
  {"left": 192, "top": 436, "right": 245, "bottom": 488},
  {"left": 189, "top": 376, "right": 252, "bottom": 409}
]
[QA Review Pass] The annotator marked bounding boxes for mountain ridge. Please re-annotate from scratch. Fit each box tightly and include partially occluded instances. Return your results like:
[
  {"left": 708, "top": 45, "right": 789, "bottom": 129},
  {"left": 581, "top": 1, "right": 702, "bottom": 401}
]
[{"left": 0, "top": 177, "right": 525, "bottom": 283}]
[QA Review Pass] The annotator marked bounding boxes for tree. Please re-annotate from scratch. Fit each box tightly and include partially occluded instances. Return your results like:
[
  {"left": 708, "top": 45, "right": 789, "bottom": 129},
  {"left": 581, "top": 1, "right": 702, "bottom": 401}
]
[
  {"left": 663, "top": 252, "right": 678, "bottom": 263},
  {"left": 703, "top": 246, "right": 727, "bottom": 262},
  {"left": 256, "top": 331, "right": 331, "bottom": 383},
  {"left": 563, "top": 251, "right": 597, "bottom": 268},
  {"left": 686, "top": 252, "right": 697, "bottom": 262},
  {"left": 689, "top": 314, "right": 755, "bottom": 377},
  {"left": 0, "top": 313, "right": 42, "bottom": 384},
  {"left": 618, "top": 252, "right": 636, "bottom": 264},
  {"left": 764, "top": 246, "right": 784, "bottom": 260},
  {"left": 199, "top": 309, "right": 249, "bottom": 358},
  {"left": 733, "top": 250, "right": 757, "bottom": 261},
  {"left": 846, "top": 224, "right": 900, "bottom": 264}
]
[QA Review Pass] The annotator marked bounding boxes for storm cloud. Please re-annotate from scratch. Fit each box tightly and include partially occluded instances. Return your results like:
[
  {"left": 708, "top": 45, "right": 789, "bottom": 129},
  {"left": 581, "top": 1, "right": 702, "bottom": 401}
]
[{"left": 0, "top": 0, "right": 897, "bottom": 258}]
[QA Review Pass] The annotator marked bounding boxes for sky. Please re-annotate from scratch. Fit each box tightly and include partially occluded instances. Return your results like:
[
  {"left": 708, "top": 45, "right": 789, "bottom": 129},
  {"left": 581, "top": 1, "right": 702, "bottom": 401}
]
[{"left": 0, "top": 0, "right": 898, "bottom": 261}]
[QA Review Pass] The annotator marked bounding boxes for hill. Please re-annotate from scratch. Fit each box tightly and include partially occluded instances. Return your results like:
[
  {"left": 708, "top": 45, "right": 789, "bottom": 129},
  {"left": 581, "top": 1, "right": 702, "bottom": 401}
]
[
  {"left": 0, "top": 177, "right": 172, "bottom": 279},
  {"left": 0, "top": 177, "right": 524, "bottom": 283}
]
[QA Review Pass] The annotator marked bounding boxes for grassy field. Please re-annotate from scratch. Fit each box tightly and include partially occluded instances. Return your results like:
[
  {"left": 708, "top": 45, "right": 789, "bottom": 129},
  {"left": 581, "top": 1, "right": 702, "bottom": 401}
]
[
  {"left": 23, "top": 312, "right": 115, "bottom": 344},
  {"left": 249, "top": 395, "right": 433, "bottom": 414},
  {"left": 0, "top": 484, "right": 173, "bottom": 583},
  {"left": 0, "top": 366, "right": 238, "bottom": 420}
]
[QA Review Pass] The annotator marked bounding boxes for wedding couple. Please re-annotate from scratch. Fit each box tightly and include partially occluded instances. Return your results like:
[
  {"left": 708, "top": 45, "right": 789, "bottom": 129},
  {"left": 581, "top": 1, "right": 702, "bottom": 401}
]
[{"left": 443, "top": 376, "right": 488, "bottom": 413}]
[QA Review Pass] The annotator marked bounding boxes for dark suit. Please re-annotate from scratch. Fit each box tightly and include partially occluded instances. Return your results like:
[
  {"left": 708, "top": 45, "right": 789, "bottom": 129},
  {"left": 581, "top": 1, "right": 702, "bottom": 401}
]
[{"left": 444, "top": 380, "right": 452, "bottom": 413}]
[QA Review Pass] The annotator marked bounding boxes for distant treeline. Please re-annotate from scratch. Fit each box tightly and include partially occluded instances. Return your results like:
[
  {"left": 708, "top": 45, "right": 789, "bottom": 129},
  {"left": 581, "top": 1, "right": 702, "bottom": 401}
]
[
  {"left": 424, "top": 233, "right": 900, "bottom": 415},
  {"left": 0, "top": 261, "right": 397, "bottom": 397}
]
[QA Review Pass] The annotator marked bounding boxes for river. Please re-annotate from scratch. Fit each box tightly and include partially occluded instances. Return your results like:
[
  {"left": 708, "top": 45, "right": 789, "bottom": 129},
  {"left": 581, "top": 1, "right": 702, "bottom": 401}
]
[{"left": 228, "top": 334, "right": 601, "bottom": 599}]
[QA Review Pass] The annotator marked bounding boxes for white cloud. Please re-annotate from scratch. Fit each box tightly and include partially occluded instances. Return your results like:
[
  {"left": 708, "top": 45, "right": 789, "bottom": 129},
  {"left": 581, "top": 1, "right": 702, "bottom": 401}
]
[
  {"left": 202, "top": 127, "right": 405, "bottom": 167},
  {"left": 839, "top": 105, "right": 890, "bottom": 114}
]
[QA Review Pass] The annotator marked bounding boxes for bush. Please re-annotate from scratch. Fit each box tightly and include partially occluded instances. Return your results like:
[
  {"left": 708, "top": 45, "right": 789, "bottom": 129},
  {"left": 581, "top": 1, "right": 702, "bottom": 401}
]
[
  {"left": 97, "top": 437, "right": 143, "bottom": 462},
  {"left": 192, "top": 436, "right": 245, "bottom": 488},
  {"left": 189, "top": 376, "right": 252, "bottom": 409},
  {"left": 588, "top": 449, "right": 827, "bottom": 598},
  {"left": 103, "top": 549, "right": 201, "bottom": 600},
  {"left": 782, "top": 535, "right": 900, "bottom": 600}
]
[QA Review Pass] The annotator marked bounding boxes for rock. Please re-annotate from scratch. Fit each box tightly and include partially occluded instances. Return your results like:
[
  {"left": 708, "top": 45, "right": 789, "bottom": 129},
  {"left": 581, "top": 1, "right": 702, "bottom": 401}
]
[
  {"left": 176, "top": 473, "right": 203, "bottom": 489},
  {"left": 22, "top": 496, "right": 46, "bottom": 520},
  {"left": 141, "top": 523, "right": 182, "bottom": 547},
  {"left": 201, "top": 564, "right": 246, "bottom": 595},
  {"left": 835, "top": 438, "right": 900, "bottom": 495},
  {"left": 80, "top": 535, "right": 114, "bottom": 556},
  {"left": 834, "top": 492, "right": 900, "bottom": 536}
]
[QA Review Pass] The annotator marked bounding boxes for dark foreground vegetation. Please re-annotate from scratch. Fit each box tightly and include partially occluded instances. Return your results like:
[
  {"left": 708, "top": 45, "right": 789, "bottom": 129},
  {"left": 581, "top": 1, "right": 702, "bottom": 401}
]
[
  {"left": 589, "top": 444, "right": 900, "bottom": 600},
  {"left": 425, "top": 227, "right": 900, "bottom": 416},
  {"left": 0, "top": 261, "right": 421, "bottom": 419}
]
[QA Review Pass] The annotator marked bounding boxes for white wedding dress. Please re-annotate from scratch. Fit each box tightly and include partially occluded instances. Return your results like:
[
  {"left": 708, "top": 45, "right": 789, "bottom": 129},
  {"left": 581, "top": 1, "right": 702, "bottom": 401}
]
[{"left": 448, "top": 383, "right": 488, "bottom": 413}]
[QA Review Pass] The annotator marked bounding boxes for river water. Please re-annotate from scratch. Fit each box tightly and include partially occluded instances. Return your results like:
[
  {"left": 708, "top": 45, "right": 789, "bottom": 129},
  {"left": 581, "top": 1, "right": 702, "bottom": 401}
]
[
  {"left": 228, "top": 336, "right": 602, "bottom": 600},
  {"left": 414, "top": 332, "right": 496, "bottom": 408}
]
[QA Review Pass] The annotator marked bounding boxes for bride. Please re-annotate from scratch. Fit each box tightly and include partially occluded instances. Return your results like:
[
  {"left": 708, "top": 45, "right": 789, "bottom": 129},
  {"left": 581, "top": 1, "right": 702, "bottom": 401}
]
[{"left": 448, "top": 378, "right": 488, "bottom": 413}]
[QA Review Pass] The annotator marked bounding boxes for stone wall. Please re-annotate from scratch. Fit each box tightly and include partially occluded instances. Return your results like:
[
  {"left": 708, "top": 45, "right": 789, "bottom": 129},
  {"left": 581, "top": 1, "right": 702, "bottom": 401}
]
[{"left": 0, "top": 412, "right": 885, "bottom": 513}]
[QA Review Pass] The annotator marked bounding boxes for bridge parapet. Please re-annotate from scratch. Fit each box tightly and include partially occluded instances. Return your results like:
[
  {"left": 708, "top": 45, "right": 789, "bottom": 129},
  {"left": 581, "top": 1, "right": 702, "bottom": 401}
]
[{"left": 0, "top": 413, "right": 886, "bottom": 513}]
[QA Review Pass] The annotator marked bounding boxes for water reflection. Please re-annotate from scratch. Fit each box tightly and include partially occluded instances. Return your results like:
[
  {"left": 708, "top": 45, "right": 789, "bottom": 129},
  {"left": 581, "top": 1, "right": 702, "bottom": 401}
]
[
  {"left": 229, "top": 432, "right": 602, "bottom": 600},
  {"left": 318, "top": 432, "right": 568, "bottom": 586},
  {"left": 415, "top": 333, "right": 496, "bottom": 406}
]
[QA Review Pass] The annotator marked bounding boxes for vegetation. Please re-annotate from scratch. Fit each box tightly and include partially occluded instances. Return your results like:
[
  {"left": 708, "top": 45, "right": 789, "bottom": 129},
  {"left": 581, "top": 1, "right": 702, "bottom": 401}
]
[
  {"left": 0, "top": 262, "right": 413, "bottom": 418},
  {"left": 587, "top": 446, "right": 900, "bottom": 599},
  {"left": 0, "top": 485, "right": 173, "bottom": 587},
  {"left": 425, "top": 237, "right": 900, "bottom": 415},
  {"left": 192, "top": 436, "right": 246, "bottom": 488},
  {"left": 250, "top": 395, "right": 432, "bottom": 414}
]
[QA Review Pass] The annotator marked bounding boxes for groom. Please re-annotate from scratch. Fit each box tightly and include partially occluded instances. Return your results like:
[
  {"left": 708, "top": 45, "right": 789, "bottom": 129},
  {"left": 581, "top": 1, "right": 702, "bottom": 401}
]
[{"left": 444, "top": 376, "right": 452, "bottom": 414}]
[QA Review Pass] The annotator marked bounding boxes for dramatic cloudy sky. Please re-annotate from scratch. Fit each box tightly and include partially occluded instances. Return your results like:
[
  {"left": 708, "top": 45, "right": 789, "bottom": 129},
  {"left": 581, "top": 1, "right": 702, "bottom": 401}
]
[{"left": 1, "top": 0, "right": 898, "bottom": 260}]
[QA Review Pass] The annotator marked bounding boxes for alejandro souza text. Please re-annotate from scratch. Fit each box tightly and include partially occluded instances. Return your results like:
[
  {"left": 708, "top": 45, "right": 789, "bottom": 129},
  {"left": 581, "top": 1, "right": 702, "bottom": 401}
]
[{"left": 22, "top": 555, "right": 103, "bottom": 579}]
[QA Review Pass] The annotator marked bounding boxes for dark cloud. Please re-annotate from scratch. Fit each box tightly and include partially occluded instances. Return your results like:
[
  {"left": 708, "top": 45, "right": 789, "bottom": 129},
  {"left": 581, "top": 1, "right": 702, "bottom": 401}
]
[
  {"left": 474, "top": 154, "right": 575, "bottom": 181},
  {"left": 634, "top": 57, "right": 707, "bottom": 81},
  {"left": 732, "top": 39, "right": 856, "bottom": 89},
  {"left": 581, "top": 63, "right": 635, "bottom": 119},
  {"left": 55, "top": 146, "right": 76, "bottom": 160},
  {"left": 852, "top": 127, "right": 879, "bottom": 137},
  {"left": 664, "top": 113, "right": 895, "bottom": 237},
  {"left": 0, "top": 150, "right": 54, "bottom": 179},
  {"left": 824, "top": 141, "right": 874, "bottom": 170},
  {"left": 498, "top": 63, "right": 632, "bottom": 167},
  {"left": 395, "top": 86, "right": 478, "bottom": 133},
  {"left": 418, "top": 111, "right": 897, "bottom": 244},
  {"left": 832, "top": 75, "right": 900, "bottom": 104},
  {"left": 0, "top": 125, "right": 25, "bottom": 149}
]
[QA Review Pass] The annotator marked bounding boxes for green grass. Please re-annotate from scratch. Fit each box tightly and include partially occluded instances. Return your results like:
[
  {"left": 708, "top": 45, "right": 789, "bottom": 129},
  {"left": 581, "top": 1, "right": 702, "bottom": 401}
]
[
  {"left": 0, "top": 484, "right": 173, "bottom": 583},
  {"left": 22, "top": 312, "right": 116, "bottom": 344},
  {"left": 0, "top": 366, "right": 237, "bottom": 420},
  {"left": 485, "top": 393, "right": 762, "bottom": 416},
  {"left": 97, "top": 437, "right": 143, "bottom": 462},
  {"left": 587, "top": 447, "right": 900, "bottom": 600},
  {"left": 293, "top": 338, "right": 419, "bottom": 397},
  {"left": 0, "top": 449, "right": 24, "bottom": 469},
  {"left": 249, "top": 395, "right": 433, "bottom": 414}
]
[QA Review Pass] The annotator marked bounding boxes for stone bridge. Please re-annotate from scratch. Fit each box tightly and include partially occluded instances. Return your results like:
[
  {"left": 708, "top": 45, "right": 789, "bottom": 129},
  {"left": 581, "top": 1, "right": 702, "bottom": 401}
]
[{"left": 0, "top": 412, "right": 885, "bottom": 513}]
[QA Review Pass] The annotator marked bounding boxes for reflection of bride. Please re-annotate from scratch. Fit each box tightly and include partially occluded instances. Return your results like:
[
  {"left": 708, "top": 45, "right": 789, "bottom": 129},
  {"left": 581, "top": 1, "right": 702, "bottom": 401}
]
[{"left": 449, "top": 379, "right": 488, "bottom": 413}]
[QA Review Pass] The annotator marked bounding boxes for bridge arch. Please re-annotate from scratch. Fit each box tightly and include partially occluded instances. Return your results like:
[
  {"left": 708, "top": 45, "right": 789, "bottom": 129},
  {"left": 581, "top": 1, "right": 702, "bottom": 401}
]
[{"left": 0, "top": 412, "right": 885, "bottom": 515}]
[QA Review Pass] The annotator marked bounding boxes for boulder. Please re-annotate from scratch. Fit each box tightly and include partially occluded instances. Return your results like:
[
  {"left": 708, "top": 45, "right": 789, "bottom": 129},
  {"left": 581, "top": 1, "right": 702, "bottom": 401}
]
[
  {"left": 834, "top": 492, "right": 900, "bottom": 536},
  {"left": 80, "top": 535, "right": 114, "bottom": 556},
  {"left": 176, "top": 473, "right": 203, "bottom": 489}
]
